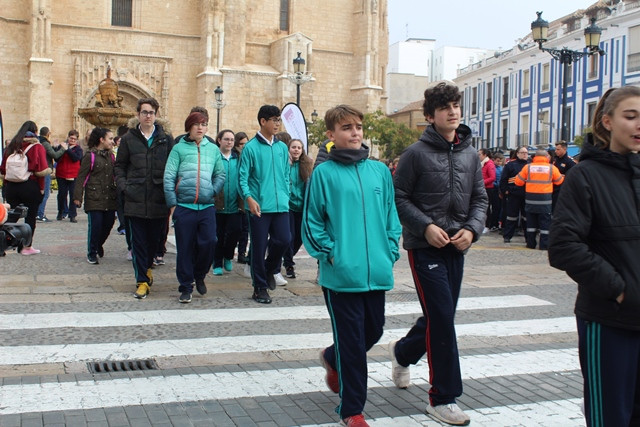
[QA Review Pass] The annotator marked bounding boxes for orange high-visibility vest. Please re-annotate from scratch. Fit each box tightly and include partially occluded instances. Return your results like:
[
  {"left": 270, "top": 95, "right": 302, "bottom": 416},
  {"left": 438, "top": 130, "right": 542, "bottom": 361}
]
[{"left": 514, "top": 156, "right": 564, "bottom": 208}]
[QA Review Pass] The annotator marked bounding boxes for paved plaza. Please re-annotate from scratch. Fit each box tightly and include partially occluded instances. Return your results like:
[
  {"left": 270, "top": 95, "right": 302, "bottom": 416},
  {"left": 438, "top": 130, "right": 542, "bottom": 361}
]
[{"left": 0, "top": 205, "right": 584, "bottom": 426}]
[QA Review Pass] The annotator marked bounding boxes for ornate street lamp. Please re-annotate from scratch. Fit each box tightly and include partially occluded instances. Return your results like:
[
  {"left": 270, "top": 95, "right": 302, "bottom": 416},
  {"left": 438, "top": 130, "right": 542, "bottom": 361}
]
[
  {"left": 213, "top": 85, "right": 226, "bottom": 135},
  {"left": 531, "top": 12, "right": 605, "bottom": 141},
  {"left": 287, "top": 51, "right": 312, "bottom": 107},
  {"left": 311, "top": 109, "right": 318, "bottom": 123}
]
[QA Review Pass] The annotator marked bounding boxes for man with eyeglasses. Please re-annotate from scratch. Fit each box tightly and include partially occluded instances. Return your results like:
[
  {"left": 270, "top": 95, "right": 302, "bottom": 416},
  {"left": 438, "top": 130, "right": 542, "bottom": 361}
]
[
  {"left": 499, "top": 146, "right": 529, "bottom": 243},
  {"left": 115, "top": 97, "right": 174, "bottom": 299},
  {"left": 238, "top": 105, "right": 291, "bottom": 304}
]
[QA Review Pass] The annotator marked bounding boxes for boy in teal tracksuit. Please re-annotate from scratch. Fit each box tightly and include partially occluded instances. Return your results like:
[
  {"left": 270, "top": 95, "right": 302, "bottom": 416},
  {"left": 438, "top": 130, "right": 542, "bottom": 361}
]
[
  {"left": 302, "top": 105, "right": 402, "bottom": 427},
  {"left": 238, "top": 105, "right": 291, "bottom": 304}
]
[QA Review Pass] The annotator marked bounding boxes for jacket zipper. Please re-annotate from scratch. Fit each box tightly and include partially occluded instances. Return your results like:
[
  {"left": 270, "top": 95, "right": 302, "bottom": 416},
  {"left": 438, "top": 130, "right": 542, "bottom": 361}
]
[
  {"left": 271, "top": 144, "right": 278, "bottom": 208},
  {"left": 355, "top": 163, "right": 371, "bottom": 289},
  {"left": 194, "top": 145, "right": 200, "bottom": 203},
  {"left": 448, "top": 143, "right": 454, "bottom": 217}
]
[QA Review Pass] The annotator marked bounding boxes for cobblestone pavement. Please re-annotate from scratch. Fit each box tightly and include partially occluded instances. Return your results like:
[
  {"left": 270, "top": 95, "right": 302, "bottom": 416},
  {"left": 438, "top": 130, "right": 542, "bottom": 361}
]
[{"left": 0, "top": 205, "right": 584, "bottom": 426}]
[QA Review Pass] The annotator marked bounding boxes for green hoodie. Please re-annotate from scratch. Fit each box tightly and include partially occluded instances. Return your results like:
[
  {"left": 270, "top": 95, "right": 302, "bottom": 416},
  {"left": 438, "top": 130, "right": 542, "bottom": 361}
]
[
  {"left": 238, "top": 133, "right": 290, "bottom": 213},
  {"left": 302, "top": 146, "right": 402, "bottom": 293}
]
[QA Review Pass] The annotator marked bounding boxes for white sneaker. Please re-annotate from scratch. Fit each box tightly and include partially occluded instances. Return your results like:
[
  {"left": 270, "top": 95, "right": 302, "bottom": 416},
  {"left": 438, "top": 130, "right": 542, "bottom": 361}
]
[
  {"left": 242, "top": 263, "right": 252, "bottom": 279},
  {"left": 126, "top": 250, "right": 133, "bottom": 261},
  {"left": 426, "top": 403, "right": 470, "bottom": 426},
  {"left": 388, "top": 340, "right": 410, "bottom": 389},
  {"left": 482, "top": 227, "right": 489, "bottom": 234},
  {"left": 274, "top": 272, "right": 288, "bottom": 286}
]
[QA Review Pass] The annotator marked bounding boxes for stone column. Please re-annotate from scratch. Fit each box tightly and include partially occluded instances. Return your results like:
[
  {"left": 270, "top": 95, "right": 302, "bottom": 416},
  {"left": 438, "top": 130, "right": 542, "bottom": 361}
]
[
  {"left": 29, "top": 0, "right": 53, "bottom": 127},
  {"left": 197, "top": 0, "right": 224, "bottom": 117},
  {"left": 350, "top": 0, "right": 386, "bottom": 112}
]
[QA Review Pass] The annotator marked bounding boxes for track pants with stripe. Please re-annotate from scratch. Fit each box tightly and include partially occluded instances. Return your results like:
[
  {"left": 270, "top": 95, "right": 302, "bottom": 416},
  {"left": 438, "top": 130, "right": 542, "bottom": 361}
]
[
  {"left": 321, "top": 288, "right": 385, "bottom": 418},
  {"left": 394, "top": 246, "right": 464, "bottom": 406},
  {"left": 127, "top": 216, "right": 166, "bottom": 284},
  {"left": 86, "top": 210, "right": 116, "bottom": 258},
  {"left": 577, "top": 317, "right": 640, "bottom": 426}
]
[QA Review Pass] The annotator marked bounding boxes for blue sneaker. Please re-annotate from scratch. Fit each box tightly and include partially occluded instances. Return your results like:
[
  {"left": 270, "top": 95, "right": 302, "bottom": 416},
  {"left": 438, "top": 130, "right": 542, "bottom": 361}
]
[
  {"left": 213, "top": 267, "right": 223, "bottom": 276},
  {"left": 223, "top": 258, "right": 233, "bottom": 271}
]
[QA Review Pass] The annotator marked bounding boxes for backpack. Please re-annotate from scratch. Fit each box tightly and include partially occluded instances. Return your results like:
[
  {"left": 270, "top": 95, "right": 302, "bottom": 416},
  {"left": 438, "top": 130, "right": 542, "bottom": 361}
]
[{"left": 4, "top": 144, "right": 35, "bottom": 182}]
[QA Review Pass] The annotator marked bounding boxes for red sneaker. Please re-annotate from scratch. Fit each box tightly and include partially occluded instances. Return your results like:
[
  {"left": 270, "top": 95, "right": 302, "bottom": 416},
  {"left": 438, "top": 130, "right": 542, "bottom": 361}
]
[
  {"left": 319, "top": 349, "right": 339, "bottom": 393},
  {"left": 340, "top": 414, "right": 369, "bottom": 427}
]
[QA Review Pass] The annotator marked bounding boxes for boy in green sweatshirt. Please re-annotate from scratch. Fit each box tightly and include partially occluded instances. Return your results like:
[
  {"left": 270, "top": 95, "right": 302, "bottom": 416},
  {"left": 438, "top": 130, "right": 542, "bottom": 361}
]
[{"left": 302, "top": 105, "right": 402, "bottom": 427}]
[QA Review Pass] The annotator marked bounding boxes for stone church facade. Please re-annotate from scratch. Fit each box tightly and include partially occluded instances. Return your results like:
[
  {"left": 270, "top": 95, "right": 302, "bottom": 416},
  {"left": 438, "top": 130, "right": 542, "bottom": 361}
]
[{"left": 0, "top": 0, "right": 388, "bottom": 141}]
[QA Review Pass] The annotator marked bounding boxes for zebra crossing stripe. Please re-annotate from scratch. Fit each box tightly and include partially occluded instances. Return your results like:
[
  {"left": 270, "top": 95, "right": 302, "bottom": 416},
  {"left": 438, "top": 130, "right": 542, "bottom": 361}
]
[
  {"left": 0, "top": 295, "right": 552, "bottom": 330},
  {"left": 0, "top": 349, "right": 579, "bottom": 415},
  {"left": 0, "top": 317, "right": 575, "bottom": 365}
]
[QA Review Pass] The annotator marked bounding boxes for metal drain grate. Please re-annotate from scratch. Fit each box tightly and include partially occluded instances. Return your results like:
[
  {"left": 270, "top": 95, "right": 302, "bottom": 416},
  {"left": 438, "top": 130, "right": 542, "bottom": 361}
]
[{"left": 87, "top": 359, "right": 158, "bottom": 374}]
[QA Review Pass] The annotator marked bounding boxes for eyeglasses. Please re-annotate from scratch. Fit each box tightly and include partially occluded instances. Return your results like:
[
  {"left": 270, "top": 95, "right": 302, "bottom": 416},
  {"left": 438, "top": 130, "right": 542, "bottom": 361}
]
[
  {"left": 139, "top": 110, "right": 156, "bottom": 117},
  {"left": 195, "top": 122, "right": 208, "bottom": 127},
  {"left": 268, "top": 117, "right": 282, "bottom": 123},
  {"left": 517, "top": 150, "right": 528, "bottom": 154}
]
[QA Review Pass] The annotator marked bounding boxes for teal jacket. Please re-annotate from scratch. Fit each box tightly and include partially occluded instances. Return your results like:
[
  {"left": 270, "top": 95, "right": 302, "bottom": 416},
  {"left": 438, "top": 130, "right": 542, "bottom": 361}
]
[
  {"left": 238, "top": 133, "right": 290, "bottom": 213},
  {"left": 163, "top": 136, "right": 225, "bottom": 210},
  {"left": 217, "top": 150, "right": 241, "bottom": 214},
  {"left": 289, "top": 161, "right": 306, "bottom": 212},
  {"left": 302, "top": 147, "right": 402, "bottom": 293}
]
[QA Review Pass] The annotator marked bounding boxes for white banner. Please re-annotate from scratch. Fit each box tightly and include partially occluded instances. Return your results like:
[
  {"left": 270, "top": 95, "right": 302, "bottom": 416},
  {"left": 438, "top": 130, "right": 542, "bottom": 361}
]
[{"left": 280, "top": 103, "right": 308, "bottom": 152}]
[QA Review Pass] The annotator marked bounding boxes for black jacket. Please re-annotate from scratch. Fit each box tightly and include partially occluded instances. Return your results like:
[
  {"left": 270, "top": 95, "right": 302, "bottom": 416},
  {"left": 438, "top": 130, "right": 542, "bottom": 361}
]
[
  {"left": 553, "top": 153, "right": 576, "bottom": 175},
  {"left": 499, "top": 157, "right": 527, "bottom": 197},
  {"left": 393, "top": 124, "right": 487, "bottom": 250},
  {"left": 114, "top": 124, "right": 174, "bottom": 219},
  {"left": 549, "top": 134, "right": 640, "bottom": 331}
]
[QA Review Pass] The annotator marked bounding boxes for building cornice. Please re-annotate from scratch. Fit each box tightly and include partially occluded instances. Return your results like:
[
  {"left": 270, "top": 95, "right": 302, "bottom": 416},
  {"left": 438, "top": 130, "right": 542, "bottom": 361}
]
[
  {"left": 70, "top": 49, "right": 173, "bottom": 62},
  {"left": 0, "top": 15, "right": 28, "bottom": 24},
  {"left": 54, "top": 23, "right": 199, "bottom": 40}
]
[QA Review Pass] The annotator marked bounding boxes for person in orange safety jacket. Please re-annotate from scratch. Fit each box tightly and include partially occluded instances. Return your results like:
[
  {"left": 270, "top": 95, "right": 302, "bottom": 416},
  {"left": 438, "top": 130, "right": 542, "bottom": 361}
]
[{"left": 514, "top": 149, "right": 564, "bottom": 250}]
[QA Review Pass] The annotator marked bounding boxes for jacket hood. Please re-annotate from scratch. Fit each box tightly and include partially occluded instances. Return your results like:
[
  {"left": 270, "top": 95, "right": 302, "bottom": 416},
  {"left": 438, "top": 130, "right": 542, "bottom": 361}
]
[
  {"left": 127, "top": 117, "right": 172, "bottom": 135},
  {"left": 328, "top": 144, "right": 370, "bottom": 164},
  {"left": 419, "top": 124, "right": 472, "bottom": 151},
  {"left": 580, "top": 133, "right": 630, "bottom": 171},
  {"left": 24, "top": 136, "right": 40, "bottom": 145}
]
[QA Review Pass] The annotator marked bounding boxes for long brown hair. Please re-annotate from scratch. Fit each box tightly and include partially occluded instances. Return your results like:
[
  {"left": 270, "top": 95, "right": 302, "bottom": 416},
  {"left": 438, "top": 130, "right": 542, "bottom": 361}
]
[
  {"left": 7, "top": 121, "right": 37, "bottom": 156},
  {"left": 592, "top": 86, "right": 640, "bottom": 149},
  {"left": 289, "top": 139, "right": 313, "bottom": 182}
]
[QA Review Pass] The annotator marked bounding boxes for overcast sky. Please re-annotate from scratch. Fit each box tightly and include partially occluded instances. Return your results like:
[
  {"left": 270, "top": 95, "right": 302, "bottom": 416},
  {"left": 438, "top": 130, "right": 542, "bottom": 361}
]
[{"left": 388, "top": 0, "right": 598, "bottom": 50}]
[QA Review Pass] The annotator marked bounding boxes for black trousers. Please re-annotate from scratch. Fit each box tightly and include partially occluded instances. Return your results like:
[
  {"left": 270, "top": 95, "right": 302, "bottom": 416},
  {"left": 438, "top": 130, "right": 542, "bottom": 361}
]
[
  {"left": 213, "top": 212, "right": 242, "bottom": 268},
  {"left": 5, "top": 179, "right": 43, "bottom": 240},
  {"left": 322, "top": 288, "right": 385, "bottom": 418},
  {"left": 578, "top": 318, "right": 640, "bottom": 426},
  {"left": 248, "top": 212, "right": 290, "bottom": 289},
  {"left": 87, "top": 210, "right": 116, "bottom": 257},
  {"left": 127, "top": 216, "right": 166, "bottom": 285},
  {"left": 56, "top": 178, "right": 77, "bottom": 219},
  {"left": 283, "top": 210, "right": 303, "bottom": 268},
  {"left": 503, "top": 194, "right": 525, "bottom": 240},
  {"left": 394, "top": 246, "right": 465, "bottom": 406}
]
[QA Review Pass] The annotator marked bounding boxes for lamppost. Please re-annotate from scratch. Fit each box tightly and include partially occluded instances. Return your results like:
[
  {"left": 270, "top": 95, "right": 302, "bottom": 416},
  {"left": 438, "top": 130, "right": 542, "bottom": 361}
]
[
  {"left": 311, "top": 109, "right": 318, "bottom": 123},
  {"left": 287, "top": 52, "right": 312, "bottom": 106},
  {"left": 531, "top": 12, "right": 605, "bottom": 142},
  {"left": 213, "top": 85, "right": 226, "bottom": 135}
]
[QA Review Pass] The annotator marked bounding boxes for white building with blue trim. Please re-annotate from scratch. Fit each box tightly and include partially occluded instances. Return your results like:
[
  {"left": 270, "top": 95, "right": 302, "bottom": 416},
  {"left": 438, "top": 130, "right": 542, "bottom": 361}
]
[{"left": 455, "top": 0, "right": 640, "bottom": 150}]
